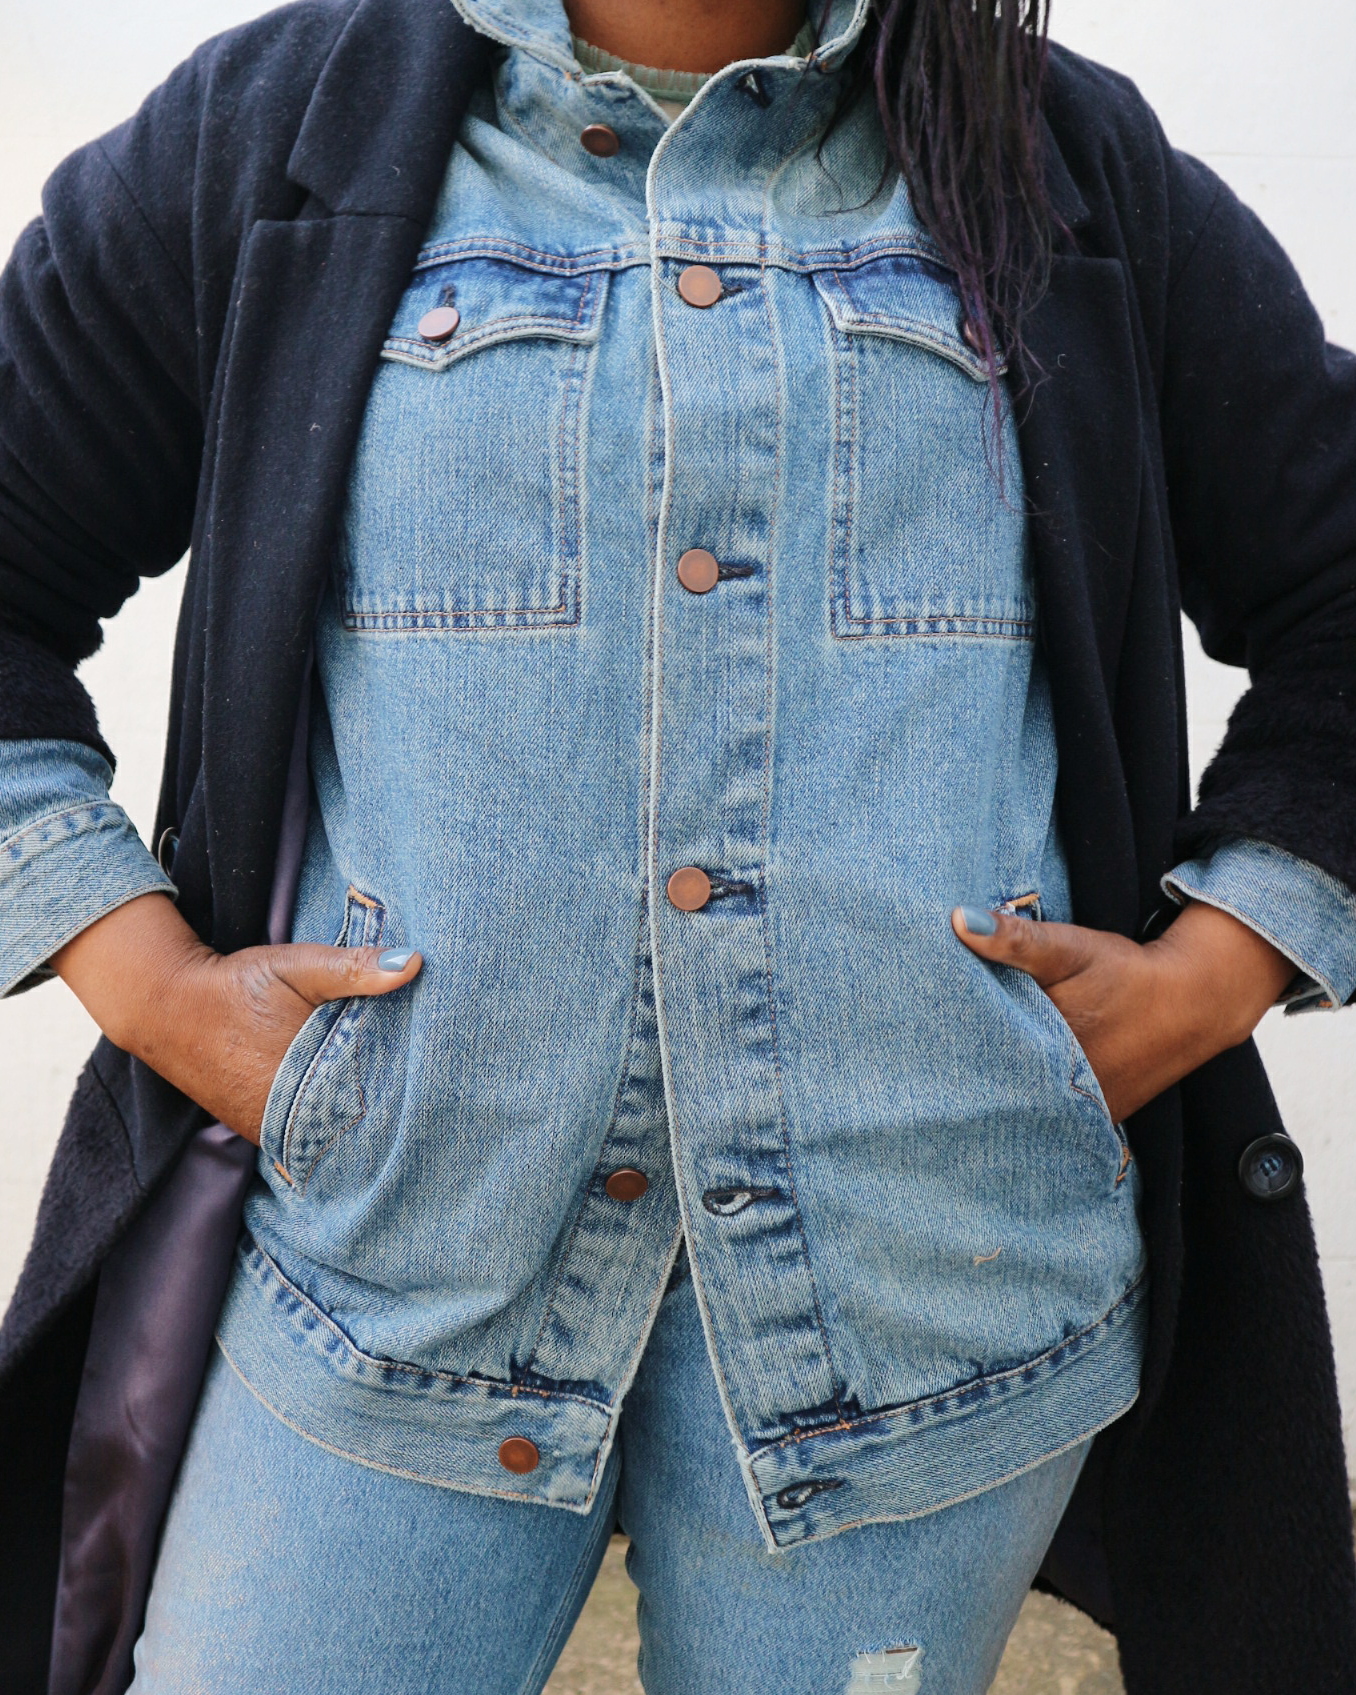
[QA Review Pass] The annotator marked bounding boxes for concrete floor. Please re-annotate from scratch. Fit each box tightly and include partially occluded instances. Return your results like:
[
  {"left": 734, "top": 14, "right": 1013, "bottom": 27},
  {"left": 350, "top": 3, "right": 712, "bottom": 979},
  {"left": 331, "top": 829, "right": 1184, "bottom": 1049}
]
[{"left": 544, "top": 1537, "right": 1124, "bottom": 1695}]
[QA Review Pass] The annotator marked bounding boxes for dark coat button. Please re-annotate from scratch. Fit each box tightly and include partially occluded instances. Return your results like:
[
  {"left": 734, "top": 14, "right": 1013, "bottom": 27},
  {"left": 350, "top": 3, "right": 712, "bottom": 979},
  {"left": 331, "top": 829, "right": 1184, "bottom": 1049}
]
[
  {"left": 498, "top": 1437, "right": 540, "bottom": 1474},
  {"left": 667, "top": 867, "right": 712, "bottom": 911},
  {"left": 580, "top": 123, "right": 621, "bottom": 157},
  {"left": 604, "top": 1169, "right": 649, "bottom": 1202},
  {"left": 677, "top": 265, "right": 724, "bottom": 308},
  {"left": 677, "top": 548, "right": 720, "bottom": 593},
  {"left": 1238, "top": 1134, "right": 1303, "bottom": 1202},
  {"left": 156, "top": 827, "right": 180, "bottom": 875},
  {"left": 418, "top": 306, "right": 460, "bottom": 343}
]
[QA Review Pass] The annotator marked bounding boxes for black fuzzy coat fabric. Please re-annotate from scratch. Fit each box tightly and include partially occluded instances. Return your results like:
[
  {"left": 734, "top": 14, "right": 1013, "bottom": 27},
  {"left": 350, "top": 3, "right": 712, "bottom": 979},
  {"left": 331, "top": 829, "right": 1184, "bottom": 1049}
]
[{"left": 0, "top": 3, "right": 1354, "bottom": 1689}]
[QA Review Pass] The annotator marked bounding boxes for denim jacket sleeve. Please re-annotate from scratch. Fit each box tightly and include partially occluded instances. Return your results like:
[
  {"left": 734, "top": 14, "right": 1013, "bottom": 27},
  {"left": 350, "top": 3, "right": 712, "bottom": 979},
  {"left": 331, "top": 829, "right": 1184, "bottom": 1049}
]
[
  {"left": 1163, "top": 837, "right": 1356, "bottom": 1012},
  {"left": 0, "top": 738, "right": 175, "bottom": 997}
]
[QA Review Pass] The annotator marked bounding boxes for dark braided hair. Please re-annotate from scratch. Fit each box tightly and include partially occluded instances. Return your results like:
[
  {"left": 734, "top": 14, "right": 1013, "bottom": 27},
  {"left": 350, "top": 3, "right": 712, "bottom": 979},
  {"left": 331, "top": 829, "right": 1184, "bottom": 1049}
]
[{"left": 864, "top": 0, "right": 1058, "bottom": 392}]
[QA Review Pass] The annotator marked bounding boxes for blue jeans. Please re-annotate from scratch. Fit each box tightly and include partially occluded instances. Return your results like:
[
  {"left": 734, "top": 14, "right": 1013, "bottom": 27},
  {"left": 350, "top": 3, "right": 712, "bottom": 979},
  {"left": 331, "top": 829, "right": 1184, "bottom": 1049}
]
[{"left": 131, "top": 1265, "right": 1090, "bottom": 1695}]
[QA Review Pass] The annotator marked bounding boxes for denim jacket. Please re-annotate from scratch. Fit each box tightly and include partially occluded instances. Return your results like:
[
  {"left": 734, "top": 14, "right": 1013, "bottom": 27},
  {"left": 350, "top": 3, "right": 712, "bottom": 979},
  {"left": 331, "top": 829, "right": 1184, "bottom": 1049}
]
[{"left": 3, "top": 0, "right": 1354, "bottom": 1548}]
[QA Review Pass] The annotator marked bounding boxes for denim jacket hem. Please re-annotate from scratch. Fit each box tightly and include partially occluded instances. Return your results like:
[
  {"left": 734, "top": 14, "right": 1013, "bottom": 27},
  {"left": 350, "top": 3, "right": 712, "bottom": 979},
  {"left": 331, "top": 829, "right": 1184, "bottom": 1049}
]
[{"left": 218, "top": 1232, "right": 1147, "bottom": 1546}]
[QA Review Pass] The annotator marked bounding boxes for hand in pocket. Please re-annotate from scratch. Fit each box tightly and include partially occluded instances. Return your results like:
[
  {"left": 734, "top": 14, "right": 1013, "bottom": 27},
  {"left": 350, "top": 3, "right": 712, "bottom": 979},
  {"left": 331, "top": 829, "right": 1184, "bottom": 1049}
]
[
  {"left": 53, "top": 892, "right": 421, "bottom": 1145},
  {"left": 951, "top": 898, "right": 1293, "bottom": 1123}
]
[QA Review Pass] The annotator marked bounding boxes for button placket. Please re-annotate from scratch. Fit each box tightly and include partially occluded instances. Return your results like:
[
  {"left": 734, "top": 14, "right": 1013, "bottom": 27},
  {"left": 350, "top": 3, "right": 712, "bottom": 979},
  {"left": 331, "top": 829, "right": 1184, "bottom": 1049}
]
[
  {"left": 649, "top": 251, "right": 840, "bottom": 1434},
  {"left": 519, "top": 950, "right": 680, "bottom": 1388}
]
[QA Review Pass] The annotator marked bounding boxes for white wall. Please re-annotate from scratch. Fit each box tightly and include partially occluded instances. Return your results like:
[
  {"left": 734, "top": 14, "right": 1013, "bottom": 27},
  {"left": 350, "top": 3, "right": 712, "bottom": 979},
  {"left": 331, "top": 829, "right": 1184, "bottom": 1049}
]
[{"left": 1, "top": 0, "right": 1354, "bottom": 1458}]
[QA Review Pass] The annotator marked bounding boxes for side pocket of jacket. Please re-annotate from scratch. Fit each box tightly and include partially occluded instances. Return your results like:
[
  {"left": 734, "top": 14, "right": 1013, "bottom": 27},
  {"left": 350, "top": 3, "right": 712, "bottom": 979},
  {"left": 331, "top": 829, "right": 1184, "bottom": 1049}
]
[{"left": 258, "top": 887, "right": 385, "bottom": 1189}]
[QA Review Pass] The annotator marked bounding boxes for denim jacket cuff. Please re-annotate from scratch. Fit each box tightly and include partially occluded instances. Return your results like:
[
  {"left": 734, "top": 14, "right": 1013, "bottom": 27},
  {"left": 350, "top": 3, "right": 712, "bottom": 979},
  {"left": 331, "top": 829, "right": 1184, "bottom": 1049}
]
[
  {"left": 0, "top": 800, "right": 175, "bottom": 997},
  {"left": 1162, "top": 837, "right": 1356, "bottom": 1013}
]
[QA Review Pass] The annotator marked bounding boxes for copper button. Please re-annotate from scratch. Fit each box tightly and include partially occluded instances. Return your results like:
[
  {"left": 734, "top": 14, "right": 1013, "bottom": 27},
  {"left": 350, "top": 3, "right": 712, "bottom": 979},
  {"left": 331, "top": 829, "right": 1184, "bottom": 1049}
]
[
  {"left": 667, "top": 867, "right": 712, "bottom": 912},
  {"left": 498, "top": 1437, "right": 540, "bottom": 1475},
  {"left": 580, "top": 123, "right": 621, "bottom": 158},
  {"left": 961, "top": 318, "right": 983, "bottom": 354},
  {"left": 677, "top": 265, "right": 724, "bottom": 308},
  {"left": 604, "top": 1169, "right": 650, "bottom": 1203},
  {"left": 418, "top": 306, "right": 460, "bottom": 343},
  {"left": 677, "top": 548, "right": 720, "bottom": 594}
]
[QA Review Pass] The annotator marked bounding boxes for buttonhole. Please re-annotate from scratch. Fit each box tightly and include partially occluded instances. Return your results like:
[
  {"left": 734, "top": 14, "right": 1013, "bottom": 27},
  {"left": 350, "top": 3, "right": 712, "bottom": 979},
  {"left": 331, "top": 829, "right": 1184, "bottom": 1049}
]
[
  {"left": 438, "top": 283, "right": 457, "bottom": 307},
  {"left": 706, "top": 875, "right": 756, "bottom": 902},
  {"left": 736, "top": 69, "right": 772, "bottom": 108},
  {"left": 774, "top": 1478, "right": 845, "bottom": 1511},
  {"left": 717, "top": 562, "right": 758, "bottom": 581},
  {"left": 702, "top": 1185, "right": 781, "bottom": 1217}
]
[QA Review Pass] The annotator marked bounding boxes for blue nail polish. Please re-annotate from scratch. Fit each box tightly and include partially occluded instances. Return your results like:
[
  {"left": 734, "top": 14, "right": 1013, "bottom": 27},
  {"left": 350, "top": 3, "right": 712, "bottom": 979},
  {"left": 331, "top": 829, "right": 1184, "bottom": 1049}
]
[
  {"left": 959, "top": 906, "right": 997, "bottom": 937},
  {"left": 378, "top": 948, "right": 415, "bottom": 972}
]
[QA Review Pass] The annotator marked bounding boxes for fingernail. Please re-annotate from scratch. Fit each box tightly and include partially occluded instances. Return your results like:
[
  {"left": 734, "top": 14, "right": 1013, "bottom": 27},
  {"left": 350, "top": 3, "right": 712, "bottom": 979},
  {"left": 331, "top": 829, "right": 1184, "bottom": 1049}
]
[
  {"left": 378, "top": 948, "right": 415, "bottom": 972},
  {"left": 958, "top": 906, "right": 998, "bottom": 937}
]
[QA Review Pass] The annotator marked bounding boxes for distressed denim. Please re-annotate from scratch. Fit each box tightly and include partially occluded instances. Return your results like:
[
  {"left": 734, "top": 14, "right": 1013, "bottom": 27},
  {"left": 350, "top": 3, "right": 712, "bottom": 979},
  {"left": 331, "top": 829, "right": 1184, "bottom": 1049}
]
[
  {"left": 131, "top": 1268, "right": 1093, "bottom": 1695},
  {"left": 2, "top": 0, "right": 1354, "bottom": 1556}
]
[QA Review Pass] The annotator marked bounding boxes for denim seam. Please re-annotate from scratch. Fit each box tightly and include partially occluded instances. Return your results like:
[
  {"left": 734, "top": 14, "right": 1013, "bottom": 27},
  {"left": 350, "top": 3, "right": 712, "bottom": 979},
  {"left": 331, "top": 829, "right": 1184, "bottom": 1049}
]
[
  {"left": 753, "top": 271, "right": 840, "bottom": 1406},
  {"left": 1068, "top": 1067, "right": 1132, "bottom": 1182},
  {"left": 772, "top": 1400, "right": 1136, "bottom": 1549},
  {"left": 557, "top": 336, "right": 588, "bottom": 627},
  {"left": 828, "top": 313, "right": 856, "bottom": 638},
  {"left": 577, "top": 1224, "right": 686, "bottom": 1516},
  {"left": 813, "top": 268, "right": 993, "bottom": 383},
  {"left": 522, "top": 897, "right": 652, "bottom": 1375},
  {"left": 277, "top": 890, "right": 383, "bottom": 1186},
  {"left": 350, "top": 330, "right": 595, "bottom": 629},
  {"left": 650, "top": 234, "right": 946, "bottom": 271},
  {"left": 823, "top": 309, "right": 1030, "bottom": 641},
  {"left": 517, "top": 1509, "right": 619, "bottom": 1695},
  {"left": 386, "top": 266, "right": 607, "bottom": 363},
  {"left": 1, "top": 799, "right": 128, "bottom": 861},
  {"left": 757, "top": 1271, "right": 1147, "bottom": 1458},
  {"left": 242, "top": 1238, "right": 616, "bottom": 1411},
  {"left": 414, "top": 237, "right": 651, "bottom": 274}
]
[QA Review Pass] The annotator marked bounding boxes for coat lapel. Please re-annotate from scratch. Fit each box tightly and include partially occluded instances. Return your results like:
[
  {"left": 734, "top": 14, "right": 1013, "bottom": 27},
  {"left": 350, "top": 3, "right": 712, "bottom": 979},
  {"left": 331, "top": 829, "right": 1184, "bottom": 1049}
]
[
  {"left": 198, "top": 0, "right": 492, "bottom": 951},
  {"left": 1016, "top": 133, "right": 1150, "bottom": 936}
]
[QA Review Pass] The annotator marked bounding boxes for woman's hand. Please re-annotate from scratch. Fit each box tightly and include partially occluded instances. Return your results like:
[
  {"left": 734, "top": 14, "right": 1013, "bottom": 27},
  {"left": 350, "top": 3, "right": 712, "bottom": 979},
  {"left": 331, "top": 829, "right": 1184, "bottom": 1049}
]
[
  {"left": 51, "top": 892, "right": 421, "bottom": 1146},
  {"left": 951, "top": 899, "right": 1296, "bottom": 1124}
]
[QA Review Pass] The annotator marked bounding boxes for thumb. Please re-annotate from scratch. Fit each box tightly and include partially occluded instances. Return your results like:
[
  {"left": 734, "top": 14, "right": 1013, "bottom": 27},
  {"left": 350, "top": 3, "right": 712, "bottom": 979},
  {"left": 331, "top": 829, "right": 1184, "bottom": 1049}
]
[
  {"left": 266, "top": 942, "right": 423, "bottom": 1009},
  {"left": 950, "top": 905, "right": 1093, "bottom": 990}
]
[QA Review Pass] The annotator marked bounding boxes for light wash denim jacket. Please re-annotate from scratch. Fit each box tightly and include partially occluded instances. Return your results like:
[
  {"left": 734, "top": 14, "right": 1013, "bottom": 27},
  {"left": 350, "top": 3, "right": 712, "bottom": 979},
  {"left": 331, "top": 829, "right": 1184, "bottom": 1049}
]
[{"left": 4, "top": 0, "right": 1355, "bottom": 1548}]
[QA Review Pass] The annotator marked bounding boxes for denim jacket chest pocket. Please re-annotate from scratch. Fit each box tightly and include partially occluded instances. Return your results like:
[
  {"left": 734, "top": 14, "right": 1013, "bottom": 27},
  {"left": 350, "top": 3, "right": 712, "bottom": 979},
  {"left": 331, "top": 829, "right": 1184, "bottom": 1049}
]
[
  {"left": 339, "top": 252, "right": 611, "bottom": 633},
  {"left": 812, "top": 255, "right": 1034, "bottom": 642}
]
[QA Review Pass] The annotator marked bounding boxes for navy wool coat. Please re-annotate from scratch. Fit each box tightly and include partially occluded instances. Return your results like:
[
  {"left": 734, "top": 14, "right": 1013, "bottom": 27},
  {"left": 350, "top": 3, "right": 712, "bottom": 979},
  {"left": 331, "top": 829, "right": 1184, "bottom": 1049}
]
[{"left": 1, "top": 1, "right": 1355, "bottom": 1689}]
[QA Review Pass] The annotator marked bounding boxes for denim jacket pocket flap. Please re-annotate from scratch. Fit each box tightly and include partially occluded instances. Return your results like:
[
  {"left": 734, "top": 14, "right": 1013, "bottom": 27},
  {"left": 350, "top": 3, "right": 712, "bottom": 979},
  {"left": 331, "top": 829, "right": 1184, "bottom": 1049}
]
[
  {"left": 382, "top": 253, "right": 610, "bottom": 372},
  {"left": 812, "top": 257, "right": 996, "bottom": 383}
]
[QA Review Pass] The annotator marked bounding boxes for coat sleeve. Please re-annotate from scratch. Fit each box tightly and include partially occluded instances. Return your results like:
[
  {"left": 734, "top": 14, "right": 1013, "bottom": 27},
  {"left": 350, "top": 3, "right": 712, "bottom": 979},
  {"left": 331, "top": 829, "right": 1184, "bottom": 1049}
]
[
  {"left": 0, "top": 0, "right": 353, "bottom": 754},
  {"left": 1160, "top": 150, "right": 1356, "bottom": 900},
  {"left": 0, "top": 68, "right": 208, "bottom": 741}
]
